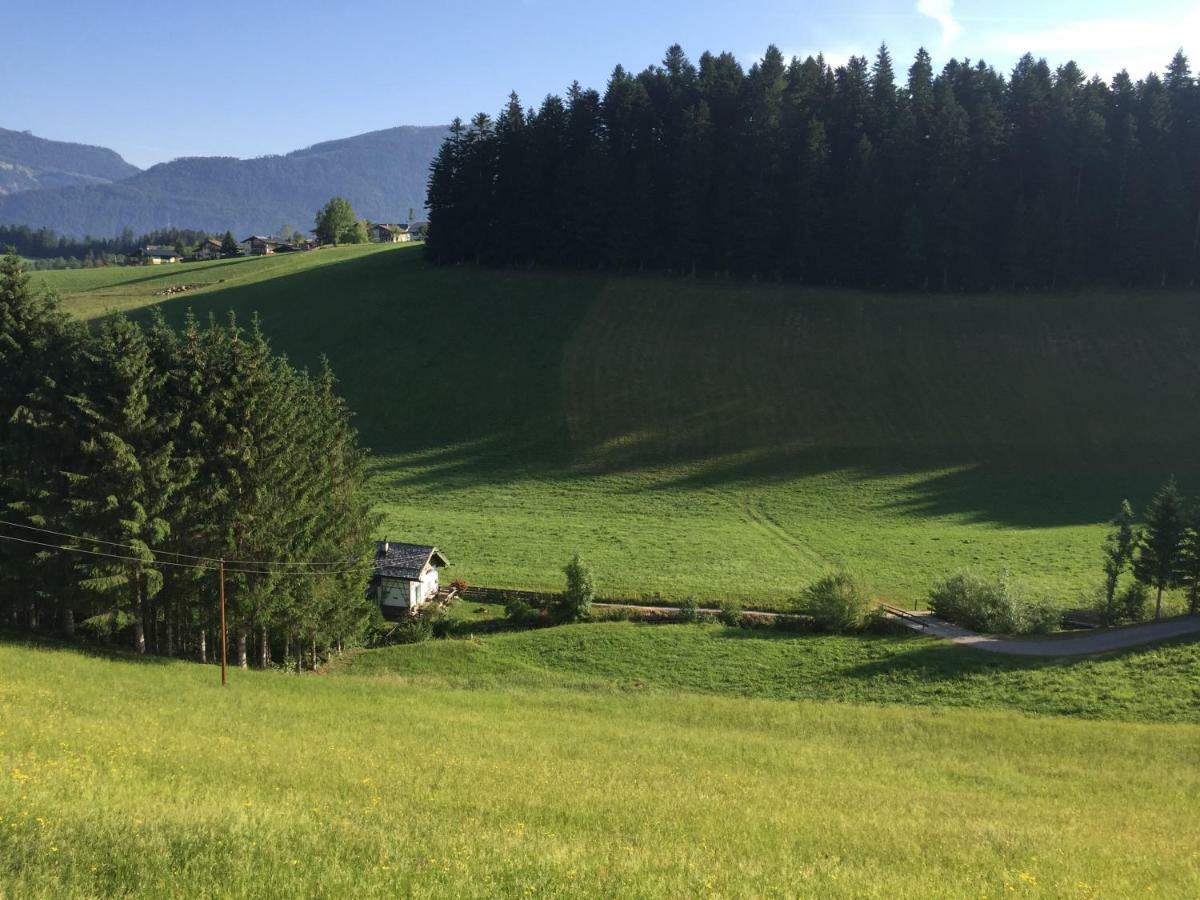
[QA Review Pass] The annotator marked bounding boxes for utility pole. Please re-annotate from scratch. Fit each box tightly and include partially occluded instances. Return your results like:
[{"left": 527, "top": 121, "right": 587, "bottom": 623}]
[{"left": 219, "top": 559, "right": 227, "bottom": 686}]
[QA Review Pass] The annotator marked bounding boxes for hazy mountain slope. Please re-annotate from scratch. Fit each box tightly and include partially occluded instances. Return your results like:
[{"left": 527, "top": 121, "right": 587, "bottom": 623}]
[
  {"left": 0, "top": 125, "right": 447, "bottom": 237},
  {"left": 0, "top": 127, "right": 140, "bottom": 195}
]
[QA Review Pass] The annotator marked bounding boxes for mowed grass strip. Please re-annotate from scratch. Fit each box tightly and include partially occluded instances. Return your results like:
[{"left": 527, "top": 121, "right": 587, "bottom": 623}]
[
  {"left": 33, "top": 243, "right": 391, "bottom": 320},
  {"left": 2, "top": 641, "right": 1198, "bottom": 898},
  {"left": 344, "top": 621, "right": 1200, "bottom": 723},
  {"left": 33, "top": 247, "right": 1200, "bottom": 606}
]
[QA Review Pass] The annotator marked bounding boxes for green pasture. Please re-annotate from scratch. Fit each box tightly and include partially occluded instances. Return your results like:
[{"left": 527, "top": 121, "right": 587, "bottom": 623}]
[
  {"left": 345, "top": 618, "right": 1200, "bottom": 723},
  {"left": 34, "top": 245, "right": 1200, "bottom": 608},
  {"left": 2, "top": 640, "right": 1198, "bottom": 898}
]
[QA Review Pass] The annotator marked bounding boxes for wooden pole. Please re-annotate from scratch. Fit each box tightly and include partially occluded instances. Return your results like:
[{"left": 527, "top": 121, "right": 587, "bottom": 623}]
[{"left": 219, "top": 559, "right": 228, "bottom": 686}]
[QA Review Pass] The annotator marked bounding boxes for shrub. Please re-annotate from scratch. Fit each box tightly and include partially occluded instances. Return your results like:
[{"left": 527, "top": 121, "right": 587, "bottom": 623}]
[
  {"left": 718, "top": 599, "right": 745, "bottom": 627},
  {"left": 558, "top": 554, "right": 595, "bottom": 622},
  {"left": 368, "top": 607, "right": 438, "bottom": 646},
  {"left": 393, "top": 610, "right": 435, "bottom": 644},
  {"left": 428, "top": 608, "right": 453, "bottom": 639},
  {"left": 678, "top": 597, "right": 701, "bottom": 623},
  {"left": 1020, "top": 596, "right": 1063, "bottom": 635},
  {"left": 928, "top": 571, "right": 1061, "bottom": 635},
  {"left": 504, "top": 594, "right": 535, "bottom": 623},
  {"left": 1119, "top": 581, "right": 1150, "bottom": 623},
  {"left": 799, "top": 571, "right": 874, "bottom": 633}
]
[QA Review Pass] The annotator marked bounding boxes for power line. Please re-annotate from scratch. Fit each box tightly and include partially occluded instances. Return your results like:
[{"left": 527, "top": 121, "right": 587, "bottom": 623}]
[
  {"left": 0, "top": 532, "right": 380, "bottom": 578},
  {"left": 0, "top": 519, "right": 360, "bottom": 569},
  {"left": 0, "top": 532, "right": 218, "bottom": 570}
]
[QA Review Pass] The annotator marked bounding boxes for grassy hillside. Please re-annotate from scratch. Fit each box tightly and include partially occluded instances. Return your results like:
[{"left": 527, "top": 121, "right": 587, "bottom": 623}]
[
  {"left": 3, "top": 640, "right": 1199, "bottom": 897},
  {"left": 34, "top": 246, "right": 1200, "bottom": 607},
  {"left": 344, "top": 620, "right": 1200, "bottom": 722}
]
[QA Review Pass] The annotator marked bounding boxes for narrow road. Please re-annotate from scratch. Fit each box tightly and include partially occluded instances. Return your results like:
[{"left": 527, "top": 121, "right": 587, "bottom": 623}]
[
  {"left": 591, "top": 601, "right": 1200, "bottom": 656},
  {"left": 886, "top": 610, "right": 1200, "bottom": 656}
]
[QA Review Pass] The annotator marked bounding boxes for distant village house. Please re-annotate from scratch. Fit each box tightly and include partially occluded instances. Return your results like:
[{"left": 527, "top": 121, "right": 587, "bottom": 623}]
[
  {"left": 370, "top": 223, "right": 412, "bottom": 243},
  {"left": 371, "top": 541, "right": 449, "bottom": 617},
  {"left": 194, "top": 238, "right": 223, "bottom": 260},
  {"left": 142, "top": 245, "right": 183, "bottom": 264},
  {"left": 241, "top": 235, "right": 284, "bottom": 256}
]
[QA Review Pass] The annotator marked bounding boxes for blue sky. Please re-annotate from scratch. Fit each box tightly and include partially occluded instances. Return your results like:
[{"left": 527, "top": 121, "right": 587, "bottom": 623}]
[{"left": 3, "top": 0, "right": 1194, "bottom": 169}]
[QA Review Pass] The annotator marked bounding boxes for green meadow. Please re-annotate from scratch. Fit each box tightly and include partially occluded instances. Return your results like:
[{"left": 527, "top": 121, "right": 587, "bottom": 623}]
[
  {"left": 344, "top": 619, "right": 1200, "bottom": 723},
  {"left": 3, "top": 639, "right": 1199, "bottom": 898},
  {"left": 34, "top": 245, "right": 1200, "bottom": 608}
]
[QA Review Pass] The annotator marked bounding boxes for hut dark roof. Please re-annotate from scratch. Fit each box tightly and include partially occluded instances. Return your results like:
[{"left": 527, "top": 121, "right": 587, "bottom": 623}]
[{"left": 374, "top": 541, "right": 448, "bottom": 579}]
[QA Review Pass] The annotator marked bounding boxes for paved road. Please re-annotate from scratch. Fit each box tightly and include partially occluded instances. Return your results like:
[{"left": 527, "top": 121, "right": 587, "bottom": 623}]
[
  {"left": 886, "top": 611, "right": 1200, "bottom": 656},
  {"left": 593, "top": 601, "right": 1200, "bottom": 656}
]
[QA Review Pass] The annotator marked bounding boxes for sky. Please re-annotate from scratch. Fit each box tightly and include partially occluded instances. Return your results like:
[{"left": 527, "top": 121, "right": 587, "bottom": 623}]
[{"left": 2, "top": 0, "right": 1195, "bottom": 169}]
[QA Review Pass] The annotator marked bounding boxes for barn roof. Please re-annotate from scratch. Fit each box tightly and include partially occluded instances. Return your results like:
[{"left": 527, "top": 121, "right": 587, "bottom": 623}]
[{"left": 374, "top": 540, "right": 448, "bottom": 580}]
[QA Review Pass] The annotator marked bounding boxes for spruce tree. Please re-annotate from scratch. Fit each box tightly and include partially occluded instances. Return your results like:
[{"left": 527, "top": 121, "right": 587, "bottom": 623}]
[
  {"left": 1133, "top": 477, "right": 1186, "bottom": 619},
  {"left": 0, "top": 252, "right": 83, "bottom": 631},
  {"left": 64, "top": 316, "right": 179, "bottom": 652},
  {"left": 1177, "top": 507, "right": 1200, "bottom": 616}
]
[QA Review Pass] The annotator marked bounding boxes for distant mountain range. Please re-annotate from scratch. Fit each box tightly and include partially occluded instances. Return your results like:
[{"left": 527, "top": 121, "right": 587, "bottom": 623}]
[
  {"left": 0, "top": 127, "right": 140, "bottom": 196},
  {"left": 0, "top": 125, "right": 448, "bottom": 238}
]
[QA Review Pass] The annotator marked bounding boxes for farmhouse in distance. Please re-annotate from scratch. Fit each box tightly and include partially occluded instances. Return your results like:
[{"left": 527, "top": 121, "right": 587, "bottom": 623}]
[
  {"left": 371, "top": 540, "right": 449, "bottom": 617},
  {"left": 140, "top": 245, "right": 184, "bottom": 264},
  {"left": 370, "top": 222, "right": 414, "bottom": 243}
]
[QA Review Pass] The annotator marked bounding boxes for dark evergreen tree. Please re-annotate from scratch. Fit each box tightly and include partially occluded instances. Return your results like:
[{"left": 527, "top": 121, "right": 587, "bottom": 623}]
[
  {"left": 61, "top": 316, "right": 180, "bottom": 653},
  {"left": 0, "top": 252, "right": 83, "bottom": 632},
  {"left": 1178, "top": 507, "right": 1200, "bottom": 616},
  {"left": 1134, "top": 477, "right": 1186, "bottom": 619}
]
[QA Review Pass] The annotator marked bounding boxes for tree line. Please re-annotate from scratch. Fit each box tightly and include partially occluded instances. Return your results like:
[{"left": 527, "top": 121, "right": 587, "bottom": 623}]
[
  {"left": 0, "top": 253, "right": 378, "bottom": 668},
  {"left": 427, "top": 43, "right": 1200, "bottom": 290},
  {"left": 0, "top": 225, "right": 216, "bottom": 266}
]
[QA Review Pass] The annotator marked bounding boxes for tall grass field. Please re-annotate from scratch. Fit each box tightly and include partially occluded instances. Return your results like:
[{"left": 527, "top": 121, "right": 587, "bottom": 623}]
[
  {"left": 3, "top": 639, "right": 1199, "bottom": 898},
  {"left": 33, "top": 245, "right": 1200, "bottom": 608}
]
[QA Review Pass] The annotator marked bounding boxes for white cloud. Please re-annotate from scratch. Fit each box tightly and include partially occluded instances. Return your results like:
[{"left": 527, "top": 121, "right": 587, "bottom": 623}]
[
  {"left": 980, "top": 7, "right": 1200, "bottom": 78},
  {"left": 917, "top": 0, "right": 964, "bottom": 46}
]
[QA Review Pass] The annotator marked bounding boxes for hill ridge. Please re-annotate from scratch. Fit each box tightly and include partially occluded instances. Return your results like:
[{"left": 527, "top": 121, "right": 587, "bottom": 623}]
[
  {"left": 0, "top": 126, "right": 140, "bottom": 196},
  {"left": 0, "top": 124, "right": 447, "bottom": 237}
]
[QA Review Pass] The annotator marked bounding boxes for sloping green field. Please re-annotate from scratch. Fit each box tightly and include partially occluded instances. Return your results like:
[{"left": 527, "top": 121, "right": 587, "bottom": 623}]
[
  {"left": 35, "top": 246, "right": 1200, "bottom": 607},
  {"left": 2, "top": 640, "right": 1199, "bottom": 898},
  {"left": 342, "top": 620, "right": 1200, "bottom": 723}
]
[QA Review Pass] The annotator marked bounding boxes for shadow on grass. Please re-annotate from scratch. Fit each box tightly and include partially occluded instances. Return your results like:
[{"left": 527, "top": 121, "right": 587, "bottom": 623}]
[
  {"left": 703, "top": 622, "right": 1199, "bottom": 683},
  {"left": 118, "top": 248, "right": 1200, "bottom": 529},
  {"left": 75, "top": 255, "right": 268, "bottom": 293},
  {"left": 0, "top": 629, "right": 180, "bottom": 666}
]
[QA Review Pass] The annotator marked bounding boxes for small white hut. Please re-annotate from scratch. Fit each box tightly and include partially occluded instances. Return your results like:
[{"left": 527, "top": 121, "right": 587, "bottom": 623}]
[{"left": 371, "top": 540, "right": 449, "bottom": 616}]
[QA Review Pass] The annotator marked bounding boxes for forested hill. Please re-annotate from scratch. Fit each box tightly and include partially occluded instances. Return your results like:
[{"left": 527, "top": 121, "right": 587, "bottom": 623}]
[
  {"left": 0, "top": 125, "right": 447, "bottom": 238},
  {"left": 0, "top": 127, "right": 140, "bottom": 195},
  {"left": 428, "top": 44, "right": 1200, "bottom": 291}
]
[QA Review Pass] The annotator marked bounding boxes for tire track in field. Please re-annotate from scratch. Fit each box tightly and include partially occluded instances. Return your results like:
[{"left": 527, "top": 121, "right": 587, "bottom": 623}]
[{"left": 739, "top": 491, "right": 829, "bottom": 573}]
